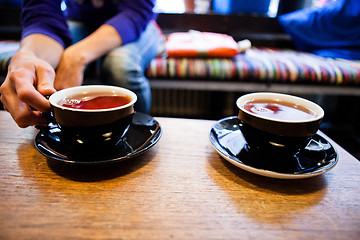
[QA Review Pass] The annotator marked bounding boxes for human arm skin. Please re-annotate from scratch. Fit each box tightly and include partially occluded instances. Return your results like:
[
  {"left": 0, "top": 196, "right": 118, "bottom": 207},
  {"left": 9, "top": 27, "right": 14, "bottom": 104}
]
[
  {"left": 0, "top": 25, "right": 122, "bottom": 128},
  {"left": 0, "top": 34, "right": 63, "bottom": 128},
  {"left": 54, "top": 24, "right": 122, "bottom": 90},
  {"left": 1, "top": 0, "right": 152, "bottom": 128}
]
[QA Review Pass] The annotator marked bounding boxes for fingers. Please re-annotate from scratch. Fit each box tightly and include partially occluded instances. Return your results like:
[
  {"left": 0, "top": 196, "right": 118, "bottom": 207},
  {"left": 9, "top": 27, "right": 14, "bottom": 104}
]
[
  {"left": 0, "top": 61, "right": 56, "bottom": 128},
  {"left": 54, "top": 68, "right": 83, "bottom": 90},
  {"left": 13, "top": 67, "right": 52, "bottom": 113},
  {"left": 0, "top": 87, "right": 49, "bottom": 128},
  {"left": 54, "top": 50, "right": 85, "bottom": 90}
]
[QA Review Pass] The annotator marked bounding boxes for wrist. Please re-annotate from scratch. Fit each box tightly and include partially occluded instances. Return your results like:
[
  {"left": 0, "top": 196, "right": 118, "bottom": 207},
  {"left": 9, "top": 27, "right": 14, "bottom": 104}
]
[
  {"left": 20, "top": 34, "right": 64, "bottom": 68},
  {"left": 62, "top": 45, "right": 89, "bottom": 69}
]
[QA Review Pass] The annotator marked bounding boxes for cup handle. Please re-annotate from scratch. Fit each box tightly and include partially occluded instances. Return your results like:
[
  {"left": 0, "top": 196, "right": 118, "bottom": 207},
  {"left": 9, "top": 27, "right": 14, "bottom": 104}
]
[
  {"left": 35, "top": 95, "right": 58, "bottom": 130},
  {"left": 305, "top": 139, "right": 332, "bottom": 152},
  {"left": 299, "top": 138, "right": 332, "bottom": 164},
  {"left": 43, "top": 111, "right": 57, "bottom": 124}
]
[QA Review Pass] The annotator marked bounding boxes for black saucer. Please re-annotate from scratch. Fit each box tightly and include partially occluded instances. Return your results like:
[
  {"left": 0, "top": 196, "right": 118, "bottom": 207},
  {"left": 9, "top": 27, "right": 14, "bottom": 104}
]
[
  {"left": 209, "top": 116, "right": 338, "bottom": 179},
  {"left": 35, "top": 112, "right": 161, "bottom": 165}
]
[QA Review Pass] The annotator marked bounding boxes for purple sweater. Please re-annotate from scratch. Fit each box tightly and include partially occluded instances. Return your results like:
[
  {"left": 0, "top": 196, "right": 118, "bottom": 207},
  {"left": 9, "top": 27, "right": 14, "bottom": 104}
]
[{"left": 21, "top": 0, "right": 156, "bottom": 48}]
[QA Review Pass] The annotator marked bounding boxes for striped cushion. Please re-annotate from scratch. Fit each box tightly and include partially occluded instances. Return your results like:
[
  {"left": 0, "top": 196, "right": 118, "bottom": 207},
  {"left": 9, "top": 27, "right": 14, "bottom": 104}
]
[{"left": 146, "top": 48, "right": 360, "bottom": 85}]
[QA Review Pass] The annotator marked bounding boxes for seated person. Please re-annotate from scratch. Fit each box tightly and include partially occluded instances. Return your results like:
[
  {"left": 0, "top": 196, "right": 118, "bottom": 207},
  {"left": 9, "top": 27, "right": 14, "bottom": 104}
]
[
  {"left": 0, "top": 0, "right": 165, "bottom": 128},
  {"left": 278, "top": 0, "right": 360, "bottom": 60}
]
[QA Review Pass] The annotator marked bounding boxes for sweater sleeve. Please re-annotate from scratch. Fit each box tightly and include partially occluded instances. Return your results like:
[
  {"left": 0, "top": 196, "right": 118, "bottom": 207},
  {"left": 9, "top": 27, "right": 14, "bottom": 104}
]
[
  {"left": 104, "top": 0, "right": 156, "bottom": 45},
  {"left": 21, "top": 0, "right": 72, "bottom": 48}
]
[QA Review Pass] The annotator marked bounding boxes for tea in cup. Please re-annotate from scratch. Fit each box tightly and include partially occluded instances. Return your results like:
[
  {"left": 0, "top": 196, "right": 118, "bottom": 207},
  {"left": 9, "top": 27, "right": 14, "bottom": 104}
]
[
  {"left": 48, "top": 85, "right": 137, "bottom": 159},
  {"left": 236, "top": 92, "right": 324, "bottom": 156}
]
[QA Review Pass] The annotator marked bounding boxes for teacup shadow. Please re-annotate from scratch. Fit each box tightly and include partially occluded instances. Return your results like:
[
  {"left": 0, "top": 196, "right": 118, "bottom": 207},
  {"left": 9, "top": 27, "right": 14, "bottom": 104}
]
[
  {"left": 208, "top": 155, "right": 328, "bottom": 225},
  {"left": 46, "top": 151, "right": 155, "bottom": 182},
  {"left": 219, "top": 157, "right": 328, "bottom": 195}
]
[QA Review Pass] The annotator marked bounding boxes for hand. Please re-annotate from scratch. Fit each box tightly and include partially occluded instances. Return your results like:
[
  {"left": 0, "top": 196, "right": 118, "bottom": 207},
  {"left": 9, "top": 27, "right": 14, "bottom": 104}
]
[
  {"left": 0, "top": 50, "right": 56, "bottom": 128},
  {"left": 54, "top": 45, "right": 87, "bottom": 90},
  {"left": 54, "top": 24, "right": 123, "bottom": 90}
]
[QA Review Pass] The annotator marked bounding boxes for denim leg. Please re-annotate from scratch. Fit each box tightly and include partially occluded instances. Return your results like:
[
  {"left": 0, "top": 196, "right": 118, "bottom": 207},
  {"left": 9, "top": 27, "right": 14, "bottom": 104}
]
[
  {"left": 67, "top": 20, "right": 95, "bottom": 44},
  {"left": 100, "top": 21, "right": 165, "bottom": 113}
]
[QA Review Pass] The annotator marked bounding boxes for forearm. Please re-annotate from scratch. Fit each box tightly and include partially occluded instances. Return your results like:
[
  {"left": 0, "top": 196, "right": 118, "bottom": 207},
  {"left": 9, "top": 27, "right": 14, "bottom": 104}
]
[
  {"left": 53, "top": 24, "right": 122, "bottom": 89},
  {"left": 19, "top": 34, "right": 64, "bottom": 68},
  {"left": 64, "top": 24, "right": 122, "bottom": 66}
]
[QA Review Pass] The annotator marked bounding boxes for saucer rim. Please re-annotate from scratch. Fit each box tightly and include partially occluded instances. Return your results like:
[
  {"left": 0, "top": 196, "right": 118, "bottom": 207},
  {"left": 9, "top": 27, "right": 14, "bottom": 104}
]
[
  {"left": 34, "top": 113, "right": 162, "bottom": 165},
  {"left": 209, "top": 116, "right": 338, "bottom": 179}
]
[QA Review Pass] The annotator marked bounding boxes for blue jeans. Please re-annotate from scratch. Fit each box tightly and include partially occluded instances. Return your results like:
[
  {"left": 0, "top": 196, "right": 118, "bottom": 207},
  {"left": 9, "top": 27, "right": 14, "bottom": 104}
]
[{"left": 67, "top": 20, "right": 165, "bottom": 113}]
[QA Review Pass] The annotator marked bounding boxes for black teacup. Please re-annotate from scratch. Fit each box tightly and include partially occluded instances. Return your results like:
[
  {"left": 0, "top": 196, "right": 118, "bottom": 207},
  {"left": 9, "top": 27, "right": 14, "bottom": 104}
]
[
  {"left": 236, "top": 92, "right": 324, "bottom": 156},
  {"left": 48, "top": 85, "right": 137, "bottom": 159}
]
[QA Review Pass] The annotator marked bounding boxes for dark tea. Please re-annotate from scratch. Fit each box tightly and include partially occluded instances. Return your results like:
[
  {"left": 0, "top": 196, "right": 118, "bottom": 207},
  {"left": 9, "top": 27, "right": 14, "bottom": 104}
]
[
  {"left": 59, "top": 91, "right": 132, "bottom": 110},
  {"left": 243, "top": 99, "right": 317, "bottom": 121}
]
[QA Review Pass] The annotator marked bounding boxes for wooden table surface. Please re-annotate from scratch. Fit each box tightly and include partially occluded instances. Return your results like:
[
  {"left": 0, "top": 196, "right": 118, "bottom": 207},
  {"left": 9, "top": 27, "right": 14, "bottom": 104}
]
[{"left": 0, "top": 110, "right": 359, "bottom": 239}]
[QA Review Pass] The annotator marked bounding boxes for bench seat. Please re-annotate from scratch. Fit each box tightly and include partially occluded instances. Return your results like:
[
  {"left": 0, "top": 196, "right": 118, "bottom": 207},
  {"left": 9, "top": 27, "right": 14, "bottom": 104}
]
[{"left": 146, "top": 47, "right": 360, "bottom": 86}]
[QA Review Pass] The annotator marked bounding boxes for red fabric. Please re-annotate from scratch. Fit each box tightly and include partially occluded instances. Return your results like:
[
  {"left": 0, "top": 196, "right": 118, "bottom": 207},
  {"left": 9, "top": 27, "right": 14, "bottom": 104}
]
[{"left": 165, "top": 32, "right": 239, "bottom": 58}]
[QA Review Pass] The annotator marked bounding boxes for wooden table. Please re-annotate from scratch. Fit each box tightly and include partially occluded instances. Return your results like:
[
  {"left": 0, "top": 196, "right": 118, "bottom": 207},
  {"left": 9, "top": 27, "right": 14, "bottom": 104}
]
[{"left": 0, "top": 110, "right": 359, "bottom": 239}]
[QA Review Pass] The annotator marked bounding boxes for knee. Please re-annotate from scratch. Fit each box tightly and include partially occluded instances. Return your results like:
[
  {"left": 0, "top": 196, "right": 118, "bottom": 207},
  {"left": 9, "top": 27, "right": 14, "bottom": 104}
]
[{"left": 101, "top": 50, "right": 142, "bottom": 82}]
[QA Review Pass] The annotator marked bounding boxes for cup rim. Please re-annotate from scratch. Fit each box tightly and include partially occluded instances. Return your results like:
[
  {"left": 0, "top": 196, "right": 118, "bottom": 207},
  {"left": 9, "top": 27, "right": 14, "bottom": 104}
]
[
  {"left": 236, "top": 92, "right": 324, "bottom": 123},
  {"left": 49, "top": 85, "right": 137, "bottom": 112}
]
